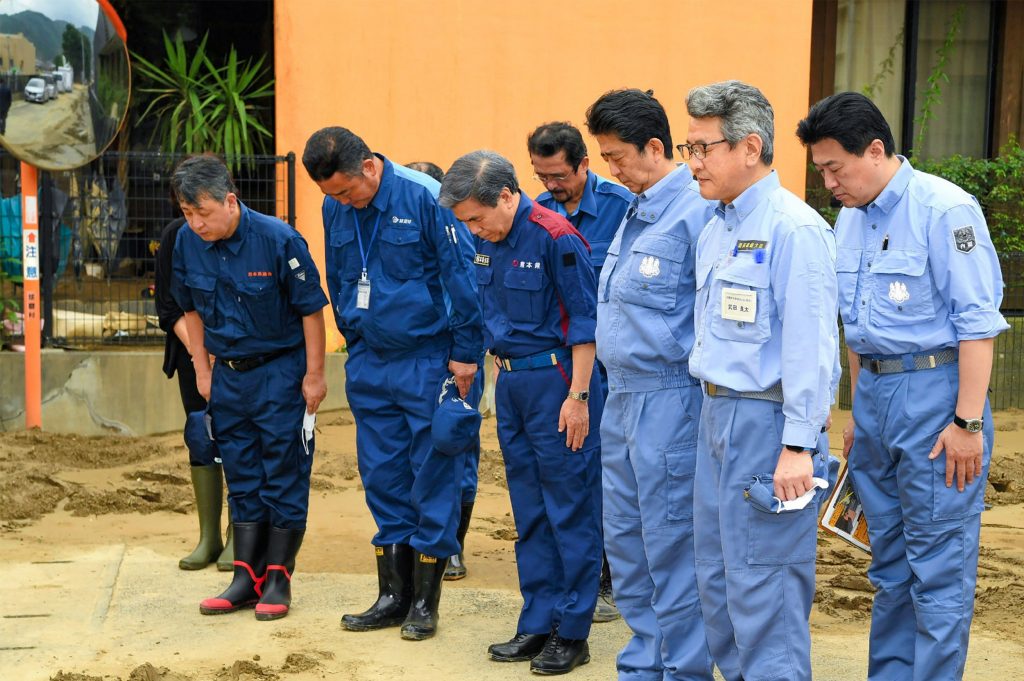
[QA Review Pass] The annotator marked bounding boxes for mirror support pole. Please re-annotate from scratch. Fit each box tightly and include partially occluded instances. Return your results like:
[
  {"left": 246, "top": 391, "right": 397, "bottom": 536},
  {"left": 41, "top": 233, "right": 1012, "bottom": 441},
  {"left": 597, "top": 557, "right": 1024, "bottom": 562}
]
[{"left": 21, "top": 162, "right": 41, "bottom": 429}]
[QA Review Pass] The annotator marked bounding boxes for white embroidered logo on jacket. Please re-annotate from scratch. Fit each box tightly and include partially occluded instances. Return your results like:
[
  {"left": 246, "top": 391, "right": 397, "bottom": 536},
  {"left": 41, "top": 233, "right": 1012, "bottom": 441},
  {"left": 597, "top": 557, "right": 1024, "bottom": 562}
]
[
  {"left": 888, "top": 281, "right": 910, "bottom": 304},
  {"left": 639, "top": 256, "right": 661, "bottom": 278}
]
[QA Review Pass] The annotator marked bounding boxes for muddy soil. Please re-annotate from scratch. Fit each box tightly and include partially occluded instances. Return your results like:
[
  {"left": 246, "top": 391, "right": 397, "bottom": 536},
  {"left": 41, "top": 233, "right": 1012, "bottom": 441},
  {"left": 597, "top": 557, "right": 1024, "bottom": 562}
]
[{"left": 1, "top": 408, "right": 1021, "bottom": 680}]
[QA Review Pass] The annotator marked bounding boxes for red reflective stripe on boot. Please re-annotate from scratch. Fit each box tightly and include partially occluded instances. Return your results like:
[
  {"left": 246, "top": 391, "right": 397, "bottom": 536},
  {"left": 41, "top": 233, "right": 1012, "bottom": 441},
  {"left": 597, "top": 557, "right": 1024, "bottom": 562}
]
[
  {"left": 266, "top": 564, "right": 292, "bottom": 580},
  {"left": 234, "top": 560, "right": 267, "bottom": 597}
]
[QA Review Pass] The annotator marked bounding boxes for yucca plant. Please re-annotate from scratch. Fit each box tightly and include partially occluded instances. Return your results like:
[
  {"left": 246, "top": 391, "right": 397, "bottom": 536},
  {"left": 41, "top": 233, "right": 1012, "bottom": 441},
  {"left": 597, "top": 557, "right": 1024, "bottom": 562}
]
[{"left": 131, "top": 31, "right": 274, "bottom": 171}]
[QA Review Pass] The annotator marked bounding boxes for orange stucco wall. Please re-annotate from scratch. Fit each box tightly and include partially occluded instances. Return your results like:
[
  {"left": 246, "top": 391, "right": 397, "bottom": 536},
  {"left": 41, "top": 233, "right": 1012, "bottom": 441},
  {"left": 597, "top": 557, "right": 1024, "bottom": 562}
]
[{"left": 274, "top": 0, "right": 815, "bottom": 348}]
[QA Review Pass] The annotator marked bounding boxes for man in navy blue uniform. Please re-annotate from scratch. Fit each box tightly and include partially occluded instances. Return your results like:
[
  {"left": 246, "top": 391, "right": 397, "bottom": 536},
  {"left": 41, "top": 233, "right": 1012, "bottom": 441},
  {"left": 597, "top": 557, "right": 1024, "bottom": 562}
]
[
  {"left": 302, "top": 127, "right": 483, "bottom": 641},
  {"left": 440, "top": 150, "right": 603, "bottom": 675},
  {"left": 798, "top": 92, "right": 1009, "bottom": 681},
  {"left": 529, "top": 121, "right": 633, "bottom": 625},
  {"left": 170, "top": 154, "right": 328, "bottom": 622}
]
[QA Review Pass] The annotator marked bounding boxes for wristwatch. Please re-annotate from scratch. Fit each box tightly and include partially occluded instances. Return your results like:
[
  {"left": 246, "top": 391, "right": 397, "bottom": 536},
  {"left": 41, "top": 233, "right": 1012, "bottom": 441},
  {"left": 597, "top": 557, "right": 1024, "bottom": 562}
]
[
  {"left": 568, "top": 390, "right": 590, "bottom": 402},
  {"left": 784, "top": 444, "right": 808, "bottom": 453},
  {"left": 953, "top": 414, "right": 984, "bottom": 433}
]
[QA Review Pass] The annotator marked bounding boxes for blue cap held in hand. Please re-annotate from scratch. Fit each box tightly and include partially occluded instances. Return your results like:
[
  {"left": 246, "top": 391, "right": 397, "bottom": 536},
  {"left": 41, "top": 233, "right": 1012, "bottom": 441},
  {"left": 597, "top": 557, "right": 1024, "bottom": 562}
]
[
  {"left": 431, "top": 374, "right": 482, "bottom": 456},
  {"left": 184, "top": 409, "right": 217, "bottom": 466}
]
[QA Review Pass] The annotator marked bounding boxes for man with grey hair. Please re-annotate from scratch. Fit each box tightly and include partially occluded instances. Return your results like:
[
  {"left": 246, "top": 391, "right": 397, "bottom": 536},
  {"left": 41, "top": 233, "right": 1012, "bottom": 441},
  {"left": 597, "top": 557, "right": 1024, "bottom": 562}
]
[
  {"left": 170, "top": 154, "right": 329, "bottom": 622},
  {"left": 684, "top": 81, "right": 839, "bottom": 681},
  {"left": 440, "top": 150, "right": 603, "bottom": 675}
]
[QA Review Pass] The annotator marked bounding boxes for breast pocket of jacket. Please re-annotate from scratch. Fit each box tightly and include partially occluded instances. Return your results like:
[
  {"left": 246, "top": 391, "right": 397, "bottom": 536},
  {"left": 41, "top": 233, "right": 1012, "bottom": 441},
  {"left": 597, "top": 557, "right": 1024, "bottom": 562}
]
[
  {"left": 710, "top": 257, "right": 771, "bottom": 344},
  {"left": 868, "top": 249, "right": 935, "bottom": 326},
  {"left": 835, "top": 247, "right": 862, "bottom": 326},
  {"left": 186, "top": 273, "right": 220, "bottom": 327},
  {"left": 380, "top": 226, "right": 424, "bottom": 280},
  {"left": 618, "top": 236, "right": 685, "bottom": 311},
  {"left": 504, "top": 268, "right": 545, "bottom": 323},
  {"left": 238, "top": 279, "right": 284, "bottom": 337},
  {"left": 328, "top": 225, "right": 360, "bottom": 281}
]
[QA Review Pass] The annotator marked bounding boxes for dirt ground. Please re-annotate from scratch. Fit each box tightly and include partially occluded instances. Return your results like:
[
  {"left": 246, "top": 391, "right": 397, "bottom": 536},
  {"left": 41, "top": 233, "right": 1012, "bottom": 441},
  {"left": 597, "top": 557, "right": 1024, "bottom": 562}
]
[{"left": 1, "top": 408, "right": 1022, "bottom": 680}]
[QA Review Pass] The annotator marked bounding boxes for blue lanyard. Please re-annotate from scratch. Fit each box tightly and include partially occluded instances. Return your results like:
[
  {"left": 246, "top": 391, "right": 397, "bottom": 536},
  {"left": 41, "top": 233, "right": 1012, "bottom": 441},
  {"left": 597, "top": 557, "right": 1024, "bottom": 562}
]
[{"left": 353, "top": 208, "right": 382, "bottom": 279}]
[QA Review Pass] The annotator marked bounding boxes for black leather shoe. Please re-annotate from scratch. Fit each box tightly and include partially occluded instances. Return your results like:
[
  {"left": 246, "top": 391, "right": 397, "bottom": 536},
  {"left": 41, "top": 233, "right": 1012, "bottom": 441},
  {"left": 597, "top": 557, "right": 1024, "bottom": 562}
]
[
  {"left": 487, "top": 632, "right": 548, "bottom": 662},
  {"left": 529, "top": 634, "right": 590, "bottom": 675}
]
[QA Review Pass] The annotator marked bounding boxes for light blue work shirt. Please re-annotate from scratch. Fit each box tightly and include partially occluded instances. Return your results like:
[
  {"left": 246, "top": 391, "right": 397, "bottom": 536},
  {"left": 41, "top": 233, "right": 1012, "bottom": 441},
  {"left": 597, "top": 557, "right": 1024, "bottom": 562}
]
[
  {"left": 834, "top": 157, "right": 1008, "bottom": 356},
  {"left": 596, "top": 164, "right": 715, "bottom": 392},
  {"left": 689, "top": 171, "right": 838, "bottom": 449},
  {"left": 537, "top": 170, "right": 633, "bottom": 272}
]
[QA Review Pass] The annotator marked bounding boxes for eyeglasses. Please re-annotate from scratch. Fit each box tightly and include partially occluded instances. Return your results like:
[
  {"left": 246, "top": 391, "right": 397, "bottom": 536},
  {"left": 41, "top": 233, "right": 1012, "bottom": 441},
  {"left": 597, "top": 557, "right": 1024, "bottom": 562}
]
[
  {"left": 676, "top": 139, "right": 728, "bottom": 160},
  {"left": 532, "top": 172, "right": 571, "bottom": 184}
]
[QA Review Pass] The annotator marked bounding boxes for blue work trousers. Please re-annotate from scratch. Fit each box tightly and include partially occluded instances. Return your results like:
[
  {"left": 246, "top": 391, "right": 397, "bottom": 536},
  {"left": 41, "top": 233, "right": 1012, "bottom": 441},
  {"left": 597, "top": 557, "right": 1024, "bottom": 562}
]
[
  {"left": 346, "top": 344, "right": 463, "bottom": 558},
  {"left": 848, "top": 362, "right": 992, "bottom": 681},
  {"left": 694, "top": 396, "right": 826, "bottom": 681},
  {"left": 602, "top": 383, "right": 713, "bottom": 680},
  {"left": 495, "top": 359, "right": 604, "bottom": 640},
  {"left": 209, "top": 346, "right": 312, "bottom": 529}
]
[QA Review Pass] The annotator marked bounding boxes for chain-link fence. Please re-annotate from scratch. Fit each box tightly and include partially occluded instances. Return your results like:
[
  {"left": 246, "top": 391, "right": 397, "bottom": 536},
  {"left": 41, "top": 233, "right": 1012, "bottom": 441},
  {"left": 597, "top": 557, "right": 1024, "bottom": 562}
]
[{"left": 0, "top": 150, "right": 295, "bottom": 347}]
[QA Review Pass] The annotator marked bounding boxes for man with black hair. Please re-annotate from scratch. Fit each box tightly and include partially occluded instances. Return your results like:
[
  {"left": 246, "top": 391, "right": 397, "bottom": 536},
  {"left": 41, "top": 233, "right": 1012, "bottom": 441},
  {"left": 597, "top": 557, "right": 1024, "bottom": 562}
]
[
  {"left": 798, "top": 91, "right": 1008, "bottom": 681},
  {"left": 302, "top": 127, "right": 483, "bottom": 641},
  {"left": 584, "top": 88, "right": 716, "bottom": 680},
  {"left": 170, "top": 154, "right": 328, "bottom": 622},
  {"left": 528, "top": 121, "right": 632, "bottom": 624},
  {"left": 405, "top": 161, "right": 445, "bottom": 183}
]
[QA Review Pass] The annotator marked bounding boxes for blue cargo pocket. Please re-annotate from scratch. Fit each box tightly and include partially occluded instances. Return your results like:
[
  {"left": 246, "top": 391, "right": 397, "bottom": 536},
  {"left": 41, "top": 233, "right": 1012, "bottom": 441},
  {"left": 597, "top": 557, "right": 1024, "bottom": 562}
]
[
  {"left": 619, "top": 235, "right": 685, "bottom": 311},
  {"left": 186, "top": 273, "right": 219, "bottom": 327},
  {"left": 835, "top": 247, "right": 862, "bottom": 326},
  {"left": 868, "top": 249, "right": 935, "bottom": 326},
  {"left": 328, "top": 224, "right": 360, "bottom": 279},
  {"left": 745, "top": 472, "right": 819, "bottom": 565},
  {"left": 238, "top": 279, "right": 283, "bottom": 337},
  {"left": 711, "top": 256, "right": 771, "bottom": 344},
  {"left": 380, "top": 226, "right": 424, "bottom": 280},
  {"left": 665, "top": 444, "right": 697, "bottom": 521},
  {"left": 504, "top": 267, "right": 545, "bottom": 322}
]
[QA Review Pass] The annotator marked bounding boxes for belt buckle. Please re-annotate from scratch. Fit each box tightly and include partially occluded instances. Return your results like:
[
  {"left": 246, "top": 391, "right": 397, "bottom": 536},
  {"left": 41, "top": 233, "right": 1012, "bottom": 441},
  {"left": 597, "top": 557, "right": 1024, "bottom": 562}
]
[
  {"left": 501, "top": 358, "right": 512, "bottom": 371},
  {"left": 549, "top": 353, "right": 558, "bottom": 366},
  {"left": 706, "top": 382, "right": 719, "bottom": 397},
  {"left": 226, "top": 359, "right": 239, "bottom": 371},
  {"left": 926, "top": 354, "right": 937, "bottom": 369},
  {"left": 869, "top": 359, "right": 883, "bottom": 374}
]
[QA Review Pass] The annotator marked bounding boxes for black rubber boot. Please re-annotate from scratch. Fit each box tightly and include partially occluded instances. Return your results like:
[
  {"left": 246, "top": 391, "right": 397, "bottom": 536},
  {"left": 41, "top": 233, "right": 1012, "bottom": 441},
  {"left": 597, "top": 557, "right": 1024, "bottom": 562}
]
[
  {"left": 179, "top": 464, "right": 224, "bottom": 570},
  {"left": 199, "top": 521, "right": 268, "bottom": 615},
  {"left": 255, "top": 526, "right": 304, "bottom": 621},
  {"left": 400, "top": 552, "right": 447, "bottom": 640},
  {"left": 216, "top": 504, "right": 234, "bottom": 571},
  {"left": 444, "top": 501, "right": 474, "bottom": 581},
  {"left": 341, "top": 545, "right": 414, "bottom": 631}
]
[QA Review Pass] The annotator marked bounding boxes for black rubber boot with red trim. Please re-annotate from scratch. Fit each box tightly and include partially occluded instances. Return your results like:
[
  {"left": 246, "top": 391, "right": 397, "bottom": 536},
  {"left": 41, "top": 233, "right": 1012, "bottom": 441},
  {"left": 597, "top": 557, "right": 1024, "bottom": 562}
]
[
  {"left": 199, "top": 521, "right": 268, "bottom": 615},
  {"left": 255, "top": 526, "right": 305, "bottom": 621}
]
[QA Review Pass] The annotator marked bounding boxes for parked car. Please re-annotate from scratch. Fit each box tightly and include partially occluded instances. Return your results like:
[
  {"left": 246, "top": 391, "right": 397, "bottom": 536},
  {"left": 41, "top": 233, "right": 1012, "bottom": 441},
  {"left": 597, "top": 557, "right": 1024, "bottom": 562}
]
[
  {"left": 24, "top": 77, "right": 47, "bottom": 103},
  {"left": 41, "top": 74, "right": 57, "bottom": 100}
]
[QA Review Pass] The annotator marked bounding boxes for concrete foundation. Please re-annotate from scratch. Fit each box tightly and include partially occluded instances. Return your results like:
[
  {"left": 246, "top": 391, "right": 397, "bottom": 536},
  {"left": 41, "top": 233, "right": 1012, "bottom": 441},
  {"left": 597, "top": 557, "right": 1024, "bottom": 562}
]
[{"left": 0, "top": 350, "right": 350, "bottom": 435}]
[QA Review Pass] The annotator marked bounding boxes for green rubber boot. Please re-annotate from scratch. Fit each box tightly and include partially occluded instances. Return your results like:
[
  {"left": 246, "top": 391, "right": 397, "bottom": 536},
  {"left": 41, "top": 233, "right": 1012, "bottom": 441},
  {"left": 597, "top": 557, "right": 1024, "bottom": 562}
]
[
  {"left": 217, "top": 507, "right": 235, "bottom": 571},
  {"left": 179, "top": 464, "right": 225, "bottom": 570}
]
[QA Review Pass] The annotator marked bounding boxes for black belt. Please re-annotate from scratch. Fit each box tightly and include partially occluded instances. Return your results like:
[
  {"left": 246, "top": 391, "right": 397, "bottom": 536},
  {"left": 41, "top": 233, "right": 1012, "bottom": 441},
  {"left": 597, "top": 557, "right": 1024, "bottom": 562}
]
[{"left": 221, "top": 345, "right": 298, "bottom": 372}]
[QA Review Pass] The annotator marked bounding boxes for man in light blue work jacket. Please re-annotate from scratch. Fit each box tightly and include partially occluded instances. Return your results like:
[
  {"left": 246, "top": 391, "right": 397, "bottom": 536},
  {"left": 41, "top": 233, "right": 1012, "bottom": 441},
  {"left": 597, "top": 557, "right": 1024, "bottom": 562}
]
[
  {"left": 798, "top": 91, "right": 1009, "bottom": 681},
  {"left": 686, "top": 81, "right": 839, "bottom": 681},
  {"left": 584, "top": 88, "right": 717, "bottom": 681}
]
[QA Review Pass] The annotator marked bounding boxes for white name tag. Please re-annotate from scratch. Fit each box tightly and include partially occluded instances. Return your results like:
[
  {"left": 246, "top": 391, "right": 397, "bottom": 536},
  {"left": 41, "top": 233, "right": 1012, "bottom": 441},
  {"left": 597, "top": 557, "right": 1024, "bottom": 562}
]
[
  {"left": 357, "top": 279, "right": 371, "bottom": 309},
  {"left": 721, "top": 287, "right": 756, "bottom": 323}
]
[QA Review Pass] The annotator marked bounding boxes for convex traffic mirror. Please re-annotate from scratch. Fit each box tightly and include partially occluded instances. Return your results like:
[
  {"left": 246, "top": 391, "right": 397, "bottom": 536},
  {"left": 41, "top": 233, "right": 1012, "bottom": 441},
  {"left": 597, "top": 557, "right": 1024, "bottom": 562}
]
[{"left": 0, "top": 0, "right": 129, "bottom": 170}]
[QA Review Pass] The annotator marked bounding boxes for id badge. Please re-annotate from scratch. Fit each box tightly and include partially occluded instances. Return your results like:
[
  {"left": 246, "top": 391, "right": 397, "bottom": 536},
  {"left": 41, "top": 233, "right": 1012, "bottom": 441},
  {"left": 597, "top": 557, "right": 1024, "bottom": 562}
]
[
  {"left": 721, "top": 287, "right": 756, "bottom": 323},
  {"left": 357, "top": 278, "right": 371, "bottom": 309}
]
